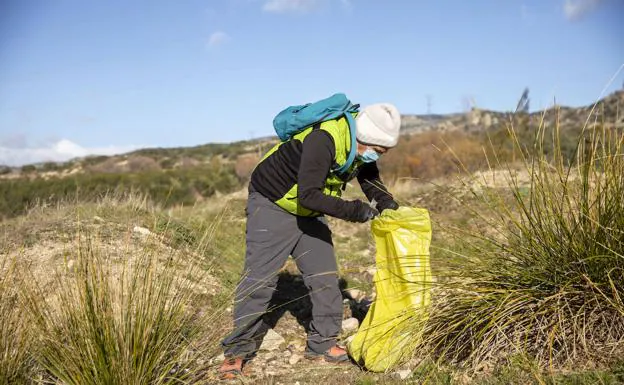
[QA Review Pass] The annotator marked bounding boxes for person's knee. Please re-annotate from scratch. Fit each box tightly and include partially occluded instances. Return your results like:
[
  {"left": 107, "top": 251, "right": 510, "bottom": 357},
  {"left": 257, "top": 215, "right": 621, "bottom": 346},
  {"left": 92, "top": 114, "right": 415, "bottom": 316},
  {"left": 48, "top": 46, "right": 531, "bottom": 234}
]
[
  {"left": 235, "top": 275, "right": 277, "bottom": 302},
  {"left": 304, "top": 272, "right": 339, "bottom": 290},
  {"left": 304, "top": 273, "right": 342, "bottom": 306}
]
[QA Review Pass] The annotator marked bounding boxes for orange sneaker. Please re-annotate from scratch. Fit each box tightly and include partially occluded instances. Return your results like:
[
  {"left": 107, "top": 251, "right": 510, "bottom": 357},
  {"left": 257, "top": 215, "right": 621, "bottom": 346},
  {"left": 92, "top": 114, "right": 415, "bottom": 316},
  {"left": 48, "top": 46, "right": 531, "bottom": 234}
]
[
  {"left": 304, "top": 345, "right": 350, "bottom": 363},
  {"left": 218, "top": 356, "right": 244, "bottom": 380}
]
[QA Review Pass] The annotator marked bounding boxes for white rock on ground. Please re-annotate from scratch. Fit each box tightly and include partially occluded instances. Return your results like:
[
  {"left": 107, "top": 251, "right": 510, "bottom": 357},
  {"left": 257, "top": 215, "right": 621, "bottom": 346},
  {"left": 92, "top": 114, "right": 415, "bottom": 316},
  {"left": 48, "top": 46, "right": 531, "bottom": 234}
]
[
  {"left": 342, "top": 317, "right": 360, "bottom": 333},
  {"left": 132, "top": 226, "right": 152, "bottom": 236},
  {"left": 395, "top": 369, "right": 412, "bottom": 380},
  {"left": 344, "top": 288, "right": 365, "bottom": 301},
  {"left": 259, "top": 329, "right": 285, "bottom": 351},
  {"left": 288, "top": 354, "right": 302, "bottom": 365},
  {"left": 210, "top": 353, "right": 225, "bottom": 365}
]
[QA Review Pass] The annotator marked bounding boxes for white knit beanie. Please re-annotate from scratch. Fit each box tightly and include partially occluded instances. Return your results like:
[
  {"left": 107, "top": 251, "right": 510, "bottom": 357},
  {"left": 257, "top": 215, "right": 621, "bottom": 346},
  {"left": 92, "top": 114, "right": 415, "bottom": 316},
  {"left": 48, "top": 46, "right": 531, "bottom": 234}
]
[{"left": 355, "top": 103, "right": 401, "bottom": 148}]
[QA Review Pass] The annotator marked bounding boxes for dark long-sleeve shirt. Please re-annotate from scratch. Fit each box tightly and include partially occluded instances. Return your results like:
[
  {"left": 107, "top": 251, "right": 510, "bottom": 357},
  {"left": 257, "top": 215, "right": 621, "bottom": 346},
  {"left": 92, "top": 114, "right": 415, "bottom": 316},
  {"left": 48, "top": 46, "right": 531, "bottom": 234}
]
[{"left": 249, "top": 129, "right": 395, "bottom": 221}]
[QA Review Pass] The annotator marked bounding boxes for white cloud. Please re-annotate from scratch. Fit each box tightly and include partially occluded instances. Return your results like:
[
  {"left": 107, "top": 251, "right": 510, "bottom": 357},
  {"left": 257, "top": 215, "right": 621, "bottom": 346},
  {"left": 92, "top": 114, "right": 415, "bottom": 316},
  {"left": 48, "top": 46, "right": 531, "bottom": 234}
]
[
  {"left": 0, "top": 139, "right": 140, "bottom": 167},
  {"left": 208, "top": 31, "right": 230, "bottom": 47},
  {"left": 262, "top": 0, "right": 325, "bottom": 13},
  {"left": 563, "top": 0, "right": 602, "bottom": 21}
]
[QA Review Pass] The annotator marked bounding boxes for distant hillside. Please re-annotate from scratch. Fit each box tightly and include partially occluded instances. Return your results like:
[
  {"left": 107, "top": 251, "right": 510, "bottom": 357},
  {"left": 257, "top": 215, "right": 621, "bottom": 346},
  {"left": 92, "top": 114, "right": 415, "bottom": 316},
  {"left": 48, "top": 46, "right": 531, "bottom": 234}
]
[
  {"left": 0, "top": 90, "right": 622, "bottom": 219},
  {"left": 3, "top": 90, "right": 622, "bottom": 178},
  {"left": 400, "top": 90, "right": 624, "bottom": 135},
  {"left": 0, "top": 138, "right": 278, "bottom": 181},
  {"left": 1, "top": 90, "right": 622, "bottom": 178}
]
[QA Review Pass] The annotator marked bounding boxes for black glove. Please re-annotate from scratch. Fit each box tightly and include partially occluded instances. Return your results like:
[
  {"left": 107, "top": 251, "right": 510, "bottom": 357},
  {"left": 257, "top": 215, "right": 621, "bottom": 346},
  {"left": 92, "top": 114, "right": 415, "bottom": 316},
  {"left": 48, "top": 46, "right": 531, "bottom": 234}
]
[
  {"left": 376, "top": 199, "right": 399, "bottom": 214},
  {"left": 352, "top": 200, "right": 380, "bottom": 223}
]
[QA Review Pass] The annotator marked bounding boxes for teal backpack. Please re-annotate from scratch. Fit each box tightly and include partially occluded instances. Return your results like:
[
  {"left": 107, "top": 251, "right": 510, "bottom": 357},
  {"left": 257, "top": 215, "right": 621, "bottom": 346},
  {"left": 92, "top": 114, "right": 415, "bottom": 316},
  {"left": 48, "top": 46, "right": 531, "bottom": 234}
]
[{"left": 272, "top": 93, "right": 359, "bottom": 174}]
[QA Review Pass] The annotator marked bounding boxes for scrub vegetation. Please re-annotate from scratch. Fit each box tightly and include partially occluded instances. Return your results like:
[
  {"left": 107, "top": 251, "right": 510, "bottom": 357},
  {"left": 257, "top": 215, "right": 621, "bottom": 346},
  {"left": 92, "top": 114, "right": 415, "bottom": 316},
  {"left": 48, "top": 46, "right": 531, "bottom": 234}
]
[{"left": 1, "top": 91, "right": 623, "bottom": 383}]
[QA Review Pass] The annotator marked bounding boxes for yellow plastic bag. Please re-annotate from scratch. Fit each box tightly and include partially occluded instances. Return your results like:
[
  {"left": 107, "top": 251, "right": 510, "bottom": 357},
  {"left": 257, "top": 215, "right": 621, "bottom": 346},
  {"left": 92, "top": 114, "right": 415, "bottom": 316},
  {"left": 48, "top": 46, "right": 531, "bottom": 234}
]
[{"left": 347, "top": 206, "right": 432, "bottom": 372}]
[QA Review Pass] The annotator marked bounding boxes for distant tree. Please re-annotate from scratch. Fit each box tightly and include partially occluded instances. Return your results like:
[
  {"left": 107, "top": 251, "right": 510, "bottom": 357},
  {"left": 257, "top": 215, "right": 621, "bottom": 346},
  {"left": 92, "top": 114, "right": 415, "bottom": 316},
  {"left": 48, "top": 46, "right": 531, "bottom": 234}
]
[{"left": 21, "top": 165, "right": 36, "bottom": 174}]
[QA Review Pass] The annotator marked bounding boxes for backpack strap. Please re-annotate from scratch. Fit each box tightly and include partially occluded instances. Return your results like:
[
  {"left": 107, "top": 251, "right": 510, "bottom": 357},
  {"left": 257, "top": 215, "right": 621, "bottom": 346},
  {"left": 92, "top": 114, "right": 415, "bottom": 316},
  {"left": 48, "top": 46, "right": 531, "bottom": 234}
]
[{"left": 333, "top": 110, "right": 358, "bottom": 174}]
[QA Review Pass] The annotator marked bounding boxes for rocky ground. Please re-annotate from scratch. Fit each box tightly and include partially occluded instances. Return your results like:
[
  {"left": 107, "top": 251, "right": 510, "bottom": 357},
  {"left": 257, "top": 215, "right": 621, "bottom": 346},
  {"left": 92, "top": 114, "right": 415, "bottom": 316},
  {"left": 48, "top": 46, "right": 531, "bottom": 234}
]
[
  {"left": 1, "top": 197, "right": 421, "bottom": 384},
  {"left": 203, "top": 266, "right": 417, "bottom": 384}
]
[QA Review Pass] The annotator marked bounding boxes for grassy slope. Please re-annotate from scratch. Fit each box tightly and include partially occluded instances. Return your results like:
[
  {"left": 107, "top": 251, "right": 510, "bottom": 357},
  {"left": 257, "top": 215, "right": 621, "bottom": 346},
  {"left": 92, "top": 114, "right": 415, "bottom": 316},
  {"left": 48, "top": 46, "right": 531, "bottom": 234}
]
[{"left": 2, "top": 175, "right": 622, "bottom": 384}]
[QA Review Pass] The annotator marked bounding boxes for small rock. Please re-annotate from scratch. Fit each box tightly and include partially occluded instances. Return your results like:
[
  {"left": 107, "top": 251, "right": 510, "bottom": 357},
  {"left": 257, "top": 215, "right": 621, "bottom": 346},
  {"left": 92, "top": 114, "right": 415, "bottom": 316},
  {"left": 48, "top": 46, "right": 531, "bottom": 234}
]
[
  {"left": 287, "top": 342, "right": 305, "bottom": 353},
  {"left": 133, "top": 226, "right": 152, "bottom": 236},
  {"left": 343, "top": 302, "right": 353, "bottom": 319},
  {"left": 66, "top": 259, "right": 76, "bottom": 272},
  {"left": 342, "top": 317, "right": 359, "bottom": 333},
  {"left": 210, "top": 353, "right": 225, "bottom": 365},
  {"left": 225, "top": 307, "right": 232, "bottom": 313},
  {"left": 366, "top": 267, "right": 377, "bottom": 276},
  {"left": 395, "top": 369, "right": 412, "bottom": 380},
  {"left": 344, "top": 288, "right": 365, "bottom": 302},
  {"left": 259, "top": 329, "right": 285, "bottom": 351},
  {"left": 93, "top": 216, "right": 104, "bottom": 222},
  {"left": 289, "top": 354, "right": 302, "bottom": 365}
]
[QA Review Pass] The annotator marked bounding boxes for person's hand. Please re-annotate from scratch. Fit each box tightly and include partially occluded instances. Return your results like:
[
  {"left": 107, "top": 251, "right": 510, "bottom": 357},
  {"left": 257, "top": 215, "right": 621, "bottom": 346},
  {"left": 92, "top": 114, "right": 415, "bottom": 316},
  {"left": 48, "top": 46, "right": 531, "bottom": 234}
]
[
  {"left": 353, "top": 201, "right": 380, "bottom": 223},
  {"left": 377, "top": 199, "right": 399, "bottom": 214}
]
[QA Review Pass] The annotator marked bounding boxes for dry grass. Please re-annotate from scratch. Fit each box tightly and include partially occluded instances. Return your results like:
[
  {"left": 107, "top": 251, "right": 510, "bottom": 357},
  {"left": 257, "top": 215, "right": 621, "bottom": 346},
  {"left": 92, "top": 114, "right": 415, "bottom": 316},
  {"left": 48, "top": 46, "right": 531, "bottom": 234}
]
[
  {"left": 0, "top": 254, "right": 34, "bottom": 384},
  {"left": 393, "top": 109, "right": 624, "bottom": 373},
  {"left": 0, "top": 194, "right": 234, "bottom": 384}
]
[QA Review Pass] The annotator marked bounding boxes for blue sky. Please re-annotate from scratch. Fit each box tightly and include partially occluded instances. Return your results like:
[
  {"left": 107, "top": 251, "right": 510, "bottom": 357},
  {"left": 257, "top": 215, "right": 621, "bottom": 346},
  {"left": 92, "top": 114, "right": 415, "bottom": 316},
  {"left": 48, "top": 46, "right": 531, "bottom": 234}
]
[{"left": 0, "top": 0, "right": 623, "bottom": 165}]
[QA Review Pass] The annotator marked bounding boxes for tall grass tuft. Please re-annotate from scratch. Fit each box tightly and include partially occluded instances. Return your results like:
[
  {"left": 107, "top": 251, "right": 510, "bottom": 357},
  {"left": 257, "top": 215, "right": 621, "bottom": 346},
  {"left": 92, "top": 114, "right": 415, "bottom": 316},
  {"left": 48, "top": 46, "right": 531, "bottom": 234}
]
[
  {"left": 0, "top": 254, "right": 33, "bottom": 383},
  {"left": 402, "top": 107, "right": 624, "bottom": 371},
  {"left": 23, "top": 234, "right": 204, "bottom": 385}
]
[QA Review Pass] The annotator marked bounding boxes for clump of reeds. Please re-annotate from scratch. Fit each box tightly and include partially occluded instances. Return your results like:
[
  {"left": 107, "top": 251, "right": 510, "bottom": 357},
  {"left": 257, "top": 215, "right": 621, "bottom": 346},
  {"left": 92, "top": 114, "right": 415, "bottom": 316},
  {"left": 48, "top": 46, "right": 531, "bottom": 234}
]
[
  {"left": 401, "top": 104, "right": 624, "bottom": 371},
  {"left": 0, "top": 254, "right": 34, "bottom": 384},
  {"left": 23, "top": 234, "right": 206, "bottom": 385}
]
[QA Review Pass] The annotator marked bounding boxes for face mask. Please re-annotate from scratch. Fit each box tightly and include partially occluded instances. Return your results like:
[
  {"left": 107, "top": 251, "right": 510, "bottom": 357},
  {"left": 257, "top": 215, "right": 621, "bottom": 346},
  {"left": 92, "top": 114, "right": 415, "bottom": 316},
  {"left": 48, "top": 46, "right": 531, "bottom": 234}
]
[{"left": 357, "top": 148, "right": 380, "bottom": 163}]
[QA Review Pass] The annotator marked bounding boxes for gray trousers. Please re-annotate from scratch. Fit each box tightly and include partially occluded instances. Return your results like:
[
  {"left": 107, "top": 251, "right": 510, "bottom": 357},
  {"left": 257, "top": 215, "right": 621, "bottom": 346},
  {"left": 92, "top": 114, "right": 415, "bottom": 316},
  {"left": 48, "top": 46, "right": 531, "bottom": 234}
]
[{"left": 221, "top": 191, "right": 343, "bottom": 358}]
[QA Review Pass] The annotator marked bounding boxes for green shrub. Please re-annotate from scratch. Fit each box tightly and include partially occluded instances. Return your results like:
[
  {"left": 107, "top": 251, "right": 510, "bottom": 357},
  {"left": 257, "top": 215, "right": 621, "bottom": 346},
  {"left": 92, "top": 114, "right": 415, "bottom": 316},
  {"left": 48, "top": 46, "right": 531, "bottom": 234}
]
[
  {"left": 20, "top": 164, "right": 36, "bottom": 174},
  {"left": 0, "top": 165, "right": 243, "bottom": 219},
  {"left": 41, "top": 162, "right": 61, "bottom": 172}
]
